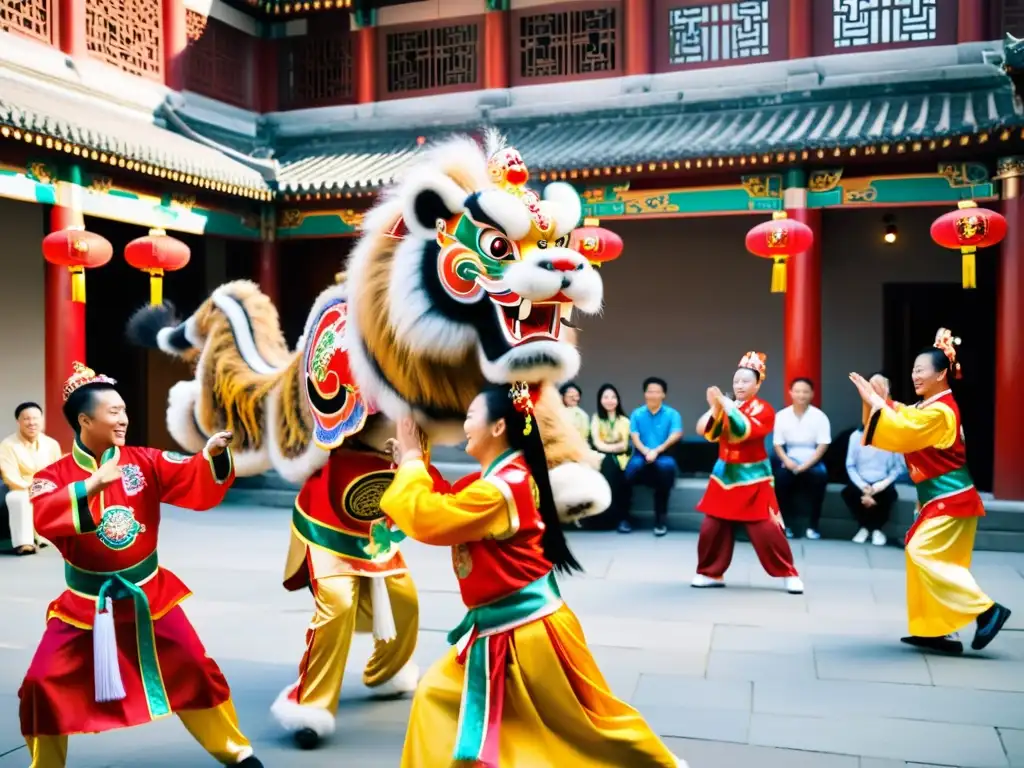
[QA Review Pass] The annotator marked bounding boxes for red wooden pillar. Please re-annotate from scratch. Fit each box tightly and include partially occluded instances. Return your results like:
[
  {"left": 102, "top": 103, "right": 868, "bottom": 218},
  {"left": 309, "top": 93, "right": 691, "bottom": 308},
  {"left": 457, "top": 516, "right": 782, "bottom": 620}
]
[
  {"left": 354, "top": 9, "right": 377, "bottom": 104},
  {"left": 625, "top": 0, "right": 651, "bottom": 76},
  {"left": 783, "top": 173, "right": 822, "bottom": 406},
  {"left": 162, "top": 0, "right": 188, "bottom": 90},
  {"left": 484, "top": 0, "right": 509, "bottom": 89},
  {"left": 58, "top": 0, "right": 87, "bottom": 57},
  {"left": 957, "top": 0, "right": 985, "bottom": 44},
  {"left": 258, "top": 206, "right": 279, "bottom": 305},
  {"left": 255, "top": 37, "right": 279, "bottom": 112},
  {"left": 788, "top": 0, "right": 813, "bottom": 59},
  {"left": 46, "top": 190, "right": 87, "bottom": 451},
  {"left": 994, "top": 160, "right": 1024, "bottom": 499}
]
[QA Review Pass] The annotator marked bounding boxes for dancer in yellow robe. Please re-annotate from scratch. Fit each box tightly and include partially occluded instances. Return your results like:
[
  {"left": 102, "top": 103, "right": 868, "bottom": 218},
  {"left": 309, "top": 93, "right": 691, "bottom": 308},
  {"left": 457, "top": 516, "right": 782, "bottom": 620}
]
[
  {"left": 850, "top": 329, "right": 1011, "bottom": 654},
  {"left": 380, "top": 382, "right": 685, "bottom": 768}
]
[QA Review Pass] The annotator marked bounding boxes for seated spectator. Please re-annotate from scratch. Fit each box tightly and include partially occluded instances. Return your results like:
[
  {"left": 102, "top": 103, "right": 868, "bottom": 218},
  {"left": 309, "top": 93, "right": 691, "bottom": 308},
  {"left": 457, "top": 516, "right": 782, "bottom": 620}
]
[
  {"left": 868, "top": 371, "right": 912, "bottom": 486},
  {"left": 559, "top": 381, "right": 590, "bottom": 442},
  {"left": 843, "top": 425, "right": 905, "bottom": 546},
  {"left": 624, "top": 377, "right": 682, "bottom": 537},
  {"left": 586, "top": 383, "right": 632, "bottom": 532},
  {"left": 772, "top": 378, "right": 831, "bottom": 540},
  {"left": 0, "top": 402, "right": 63, "bottom": 555}
]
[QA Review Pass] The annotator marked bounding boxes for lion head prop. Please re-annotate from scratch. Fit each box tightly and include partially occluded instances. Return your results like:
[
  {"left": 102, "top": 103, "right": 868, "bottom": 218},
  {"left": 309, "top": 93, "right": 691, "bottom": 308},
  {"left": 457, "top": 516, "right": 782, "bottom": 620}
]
[{"left": 127, "top": 131, "right": 622, "bottom": 519}]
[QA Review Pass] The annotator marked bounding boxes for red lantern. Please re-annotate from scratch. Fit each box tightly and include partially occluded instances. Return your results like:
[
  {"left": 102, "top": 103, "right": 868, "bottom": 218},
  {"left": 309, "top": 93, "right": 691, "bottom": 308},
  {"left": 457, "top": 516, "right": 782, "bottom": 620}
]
[
  {"left": 745, "top": 211, "right": 814, "bottom": 293},
  {"left": 930, "top": 200, "right": 1006, "bottom": 289},
  {"left": 41, "top": 225, "right": 113, "bottom": 303},
  {"left": 124, "top": 228, "right": 190, "bottom": 305},
  {"left": 570, "top": 224, "right": 623, "bottom": 267}
]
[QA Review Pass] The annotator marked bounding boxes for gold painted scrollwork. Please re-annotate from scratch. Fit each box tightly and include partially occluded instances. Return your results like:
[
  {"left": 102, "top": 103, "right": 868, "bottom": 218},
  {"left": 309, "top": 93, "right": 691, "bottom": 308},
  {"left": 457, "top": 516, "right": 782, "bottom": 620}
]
[
  {"left": 845, "top": 182, "right": 878, "bottom": 203},
  {"left": 939, "top": 162, "right": 990, "bottom": 187},
  {"left": 279, "top": 209, "right": 304, "bottom": 228},
  {"left": 170, "top": 193, "right": 196, "bottom": 210},
  {"left": 89, "top": 176, "right": 113, "bottom": 193},
  {"left": 808, "top": 169, "right": 843, "bottom": 193},
  {"left": 995, "top": 156, "right": 1024, "bottom": 180},
  {"left": 338, "top": 209, "right": 364, "bottom": 229},
  {"left": 28, "top": 162, "right": 56, "bottom": 184}
]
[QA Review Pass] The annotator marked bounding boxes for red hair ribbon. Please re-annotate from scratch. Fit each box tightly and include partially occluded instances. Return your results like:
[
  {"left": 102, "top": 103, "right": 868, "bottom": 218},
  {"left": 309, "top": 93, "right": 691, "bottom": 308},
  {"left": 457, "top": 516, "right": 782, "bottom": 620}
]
[
  {"left": 934, "top": 327, "right": 963, "bottom": 380},
  {"left": 509, "top": 381, "right": 539, "bottom": 436}
]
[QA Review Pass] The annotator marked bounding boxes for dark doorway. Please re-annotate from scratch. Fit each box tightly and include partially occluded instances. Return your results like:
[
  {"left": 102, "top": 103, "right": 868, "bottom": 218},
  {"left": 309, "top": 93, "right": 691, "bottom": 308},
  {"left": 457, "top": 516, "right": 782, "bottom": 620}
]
[{"left": 881, "top": 275, "right": 997, "bottom": 491}]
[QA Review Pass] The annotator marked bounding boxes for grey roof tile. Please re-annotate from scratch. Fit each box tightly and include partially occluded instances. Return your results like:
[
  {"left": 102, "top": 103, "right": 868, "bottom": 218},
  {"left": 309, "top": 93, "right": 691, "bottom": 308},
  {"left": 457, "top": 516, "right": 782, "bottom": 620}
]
[
  {"left": 275, "top": 76, "right": 1024, "bottom": 193},
  {"left": 0, "top": 76, "right": 271, "bottom": 194}
]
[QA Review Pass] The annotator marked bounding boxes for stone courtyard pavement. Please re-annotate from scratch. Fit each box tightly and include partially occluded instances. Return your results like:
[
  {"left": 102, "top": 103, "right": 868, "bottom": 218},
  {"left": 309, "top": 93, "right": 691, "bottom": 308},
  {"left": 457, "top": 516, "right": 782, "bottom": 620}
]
[{"left": 2, "top": 505, "right": 1024, "bottom": 767}]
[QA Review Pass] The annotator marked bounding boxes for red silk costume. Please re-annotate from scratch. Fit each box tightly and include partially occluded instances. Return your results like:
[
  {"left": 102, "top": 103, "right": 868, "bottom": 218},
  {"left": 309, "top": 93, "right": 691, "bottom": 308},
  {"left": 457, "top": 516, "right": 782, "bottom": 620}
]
[
  {"left": 695, "top": 390, "right": 798, "bottom": 581},
  {"left": 19, "top": 440, "right": 235, "bottom": 737}
]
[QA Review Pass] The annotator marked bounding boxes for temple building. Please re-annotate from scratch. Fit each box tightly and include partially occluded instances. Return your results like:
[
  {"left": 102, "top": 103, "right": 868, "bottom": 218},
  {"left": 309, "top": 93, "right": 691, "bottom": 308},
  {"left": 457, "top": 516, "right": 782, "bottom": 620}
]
[{"left": 1, "top": 0, "right": 1022, "bottom": 498}]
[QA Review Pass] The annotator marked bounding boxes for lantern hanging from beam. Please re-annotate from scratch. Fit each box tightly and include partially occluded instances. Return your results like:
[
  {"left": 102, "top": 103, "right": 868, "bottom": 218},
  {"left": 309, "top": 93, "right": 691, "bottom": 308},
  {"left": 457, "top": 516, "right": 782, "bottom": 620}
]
[
  {"left": 569, "top": 225, "right": 623, "bottom": 268},
  {"left": 41, "top": 225, "right": 113, "bottom": 303},
  {"left": 744, "top": 211, "right": 814, "bottom": 293},
  {"left": 124, "top": 228, "right": 190, "bottom": 305},
  {"left": 930, "top": 200, "right": 1006, "bottom": 289}
]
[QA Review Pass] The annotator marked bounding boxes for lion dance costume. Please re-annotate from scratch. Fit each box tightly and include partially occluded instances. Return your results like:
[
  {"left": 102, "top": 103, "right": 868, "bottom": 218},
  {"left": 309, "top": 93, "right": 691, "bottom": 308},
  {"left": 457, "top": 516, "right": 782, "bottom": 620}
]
[{"left": 128, "top": 129, "right": 624, "bottom": 746}]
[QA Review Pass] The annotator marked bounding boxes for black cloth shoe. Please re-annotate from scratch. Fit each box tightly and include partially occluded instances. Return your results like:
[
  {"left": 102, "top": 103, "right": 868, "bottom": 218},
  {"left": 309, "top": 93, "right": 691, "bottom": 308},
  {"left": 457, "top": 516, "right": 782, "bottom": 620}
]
[
  {"left": 900, "top": 634, "right": 964, "bottom": 654},
  {"left": 294, "top": 727, "right": 320, "bottom": 750},
  {"left": 972, "top": 604, "right": 1012, "bottom": 651},
  {"left": 237, "top": 757, "right": 264, "bottom": 767}
]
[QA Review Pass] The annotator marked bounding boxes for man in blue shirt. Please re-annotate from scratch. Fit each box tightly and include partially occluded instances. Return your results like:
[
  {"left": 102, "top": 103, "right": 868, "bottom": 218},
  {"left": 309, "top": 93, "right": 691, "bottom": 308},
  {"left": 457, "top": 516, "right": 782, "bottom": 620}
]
[{"left": 622, "top": 377, "right": 683, "bottom": 536}]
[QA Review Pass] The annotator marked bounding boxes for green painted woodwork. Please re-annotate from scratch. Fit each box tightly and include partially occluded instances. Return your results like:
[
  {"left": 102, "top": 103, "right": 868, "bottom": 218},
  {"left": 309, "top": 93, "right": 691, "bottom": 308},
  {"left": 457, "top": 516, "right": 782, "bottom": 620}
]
[
  {"left": 806, "top": 163, "right": 995, "bottom": 208},
  {"left": 277, "top": 209, "right": 362, "bottom": 239}
]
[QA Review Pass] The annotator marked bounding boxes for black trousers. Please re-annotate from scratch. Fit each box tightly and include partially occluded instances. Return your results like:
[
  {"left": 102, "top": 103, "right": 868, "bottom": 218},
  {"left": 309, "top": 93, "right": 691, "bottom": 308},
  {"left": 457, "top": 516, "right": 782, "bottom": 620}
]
[
  {"left": 840, "top": 483, "right": 897, "bottom": 531},
  {"left": 773, "top": 462, "right": 828, "bottom": 530},
  {"left": 579, "top": 453, "right": 629, "bottom": 530}
]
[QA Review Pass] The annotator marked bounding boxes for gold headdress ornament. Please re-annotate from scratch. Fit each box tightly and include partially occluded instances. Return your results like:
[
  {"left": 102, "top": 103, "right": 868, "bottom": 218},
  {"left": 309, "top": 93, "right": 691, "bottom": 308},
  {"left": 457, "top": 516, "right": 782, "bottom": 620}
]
[
  {"left": 483, "top": 128, "right": 551, "bottom": 233},
  {"left": 509, "top": 381, "right": 539, "bottom": 436},
  {"left": 934, "top": 328, "right": 963, "bottom": 379},
  {"left": 62, "top": 361, "right": 117, "bottom": 402},
  {"left": 738, "top": 351, "right": 768, "bottom": 381}
]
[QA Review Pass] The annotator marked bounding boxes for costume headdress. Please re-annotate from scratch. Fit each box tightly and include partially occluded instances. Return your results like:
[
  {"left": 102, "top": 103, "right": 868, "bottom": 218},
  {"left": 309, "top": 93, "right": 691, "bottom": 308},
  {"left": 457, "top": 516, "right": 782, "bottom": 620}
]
[
  {"left": 484, "top": 128, "right": 551, "bottom": 233},
  {"left": 62, "top": 361, "right": 117, "bottom": 402},
  {"left": 738, "top": 351, "right": 767, "bottom": 381},
  {"left": 509, "top": 381, "right": 540, "bottom": 436},
  {"left": 934, "top": 328, "right": 963, "bottom": 379}
]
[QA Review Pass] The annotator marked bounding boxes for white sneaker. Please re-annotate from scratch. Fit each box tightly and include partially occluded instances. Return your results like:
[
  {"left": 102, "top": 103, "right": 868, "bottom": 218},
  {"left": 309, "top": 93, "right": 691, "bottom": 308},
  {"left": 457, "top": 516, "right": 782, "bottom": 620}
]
[
  {"left": 785, "top": 576, "right": 805, "bottom": 594},
  {"left": 691, "top": 574, "right": 726, "bottom": 588},
  {"left": 675, "top": 757, "right": 690, "bottom": 768},
  {"left": 871, "top": 529, "right": 887, "bottom": 546},
  {"left": 805, "top": 528, "right": 821, "bottom": 540},
  {"left": 852, "top": 527, "right": 870, "bottom": 544}
]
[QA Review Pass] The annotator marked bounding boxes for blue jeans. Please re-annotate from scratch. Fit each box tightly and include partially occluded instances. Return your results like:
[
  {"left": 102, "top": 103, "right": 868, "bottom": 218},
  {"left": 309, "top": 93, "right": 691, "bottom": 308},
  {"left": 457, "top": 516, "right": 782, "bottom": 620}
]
[{"left": 624, "top": 454, "right": 677, "bottom": 526}]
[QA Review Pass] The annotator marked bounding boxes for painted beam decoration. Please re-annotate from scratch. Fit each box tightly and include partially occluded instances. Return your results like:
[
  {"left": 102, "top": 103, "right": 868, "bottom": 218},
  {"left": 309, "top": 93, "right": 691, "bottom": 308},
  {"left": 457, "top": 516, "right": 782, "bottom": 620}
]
[
  {"left": 0, "top": 161, "right": 261, "bottom": 239},
  {"left": 277, "top": 208, "right": 364, "bottom": 239},
  {"left": 805, "top": 164, "right": 995, "bottom": 207}
]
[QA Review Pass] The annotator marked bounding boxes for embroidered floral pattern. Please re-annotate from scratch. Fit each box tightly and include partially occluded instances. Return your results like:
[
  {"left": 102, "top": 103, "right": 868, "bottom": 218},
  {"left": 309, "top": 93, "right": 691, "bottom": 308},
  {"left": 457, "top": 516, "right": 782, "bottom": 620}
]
[
  {"left": 161, "top": 451, "right": 192, "bottom": 464},
  {"left": 28, "top": 478, "right": 57, "bottom": 499},
  {"left": 96, "top": 506, "right": 146, "bottom": 550},
  {"left": 120, "top": 464, "right": 147, "bottom": 496}
]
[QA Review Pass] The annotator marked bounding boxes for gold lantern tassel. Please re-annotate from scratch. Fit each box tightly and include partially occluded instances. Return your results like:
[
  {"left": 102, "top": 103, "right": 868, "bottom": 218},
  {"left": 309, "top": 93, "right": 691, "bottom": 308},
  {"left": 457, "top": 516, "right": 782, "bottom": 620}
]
[
  {"left": 961, "top": 246, "right": 977, "bottom": 289},
  {"left": 771, "top": 257, "right": 787, "bottom": 293},
  {"left": 69, "top": 266, "right": 86, "bottom": 303},
  {"left": 148, "top": 269, "right": 164, "bottom": 306}
]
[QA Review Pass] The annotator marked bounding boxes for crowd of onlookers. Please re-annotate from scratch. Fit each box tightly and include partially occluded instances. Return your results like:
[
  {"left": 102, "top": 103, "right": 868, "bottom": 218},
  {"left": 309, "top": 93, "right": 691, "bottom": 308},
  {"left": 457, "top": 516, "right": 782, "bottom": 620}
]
[{"left": 559, "top": 374, "right": 909, "bottom": 545}]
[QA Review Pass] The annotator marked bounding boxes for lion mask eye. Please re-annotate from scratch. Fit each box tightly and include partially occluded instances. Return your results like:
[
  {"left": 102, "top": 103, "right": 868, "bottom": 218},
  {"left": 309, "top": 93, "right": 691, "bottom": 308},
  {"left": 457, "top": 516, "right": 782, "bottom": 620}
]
[{"left": 478, "top": 229, "right": 517, "bottom": 261}]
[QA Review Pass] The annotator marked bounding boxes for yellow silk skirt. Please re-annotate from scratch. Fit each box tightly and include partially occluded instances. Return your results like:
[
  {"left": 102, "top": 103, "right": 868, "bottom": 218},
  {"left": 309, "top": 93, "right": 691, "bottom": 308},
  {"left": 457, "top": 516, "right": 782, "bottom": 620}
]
[
  {"left": 906, "top": 515, "right": 994, "bottom": 637},
  {"left": 401, "top": 603, "right": 680, "bottom": 768}
]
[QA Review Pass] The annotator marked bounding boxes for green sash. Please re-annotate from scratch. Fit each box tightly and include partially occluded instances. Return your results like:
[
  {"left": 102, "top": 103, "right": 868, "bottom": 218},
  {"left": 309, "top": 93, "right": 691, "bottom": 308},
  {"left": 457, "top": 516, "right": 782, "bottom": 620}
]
[
  {"left": 65, "top": 552, "right": 170, "bottom": 718},
  {"left": 916, "top": 466, "right": 974, "bottom": 509}
]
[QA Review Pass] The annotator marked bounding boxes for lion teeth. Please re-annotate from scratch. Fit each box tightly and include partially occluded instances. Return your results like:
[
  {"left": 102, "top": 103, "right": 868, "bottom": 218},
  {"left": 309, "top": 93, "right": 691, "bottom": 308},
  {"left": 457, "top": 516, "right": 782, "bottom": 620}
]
[
  {"left": 513, "top": 319, "right": 522, "bottom": 338},
  {"left": 518, "top": 299, "right": 532, "bottom": 321}
]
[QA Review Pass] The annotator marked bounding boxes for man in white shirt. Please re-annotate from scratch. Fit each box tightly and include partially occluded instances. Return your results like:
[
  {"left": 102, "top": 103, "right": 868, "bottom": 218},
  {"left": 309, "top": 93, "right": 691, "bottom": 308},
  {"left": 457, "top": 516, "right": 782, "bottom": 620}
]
[
  {"left": 772, "top": 378, "right": 831, "bottom": 539},
  {"left": 0, "top": 402, "right": 63, "bottom": 554}
]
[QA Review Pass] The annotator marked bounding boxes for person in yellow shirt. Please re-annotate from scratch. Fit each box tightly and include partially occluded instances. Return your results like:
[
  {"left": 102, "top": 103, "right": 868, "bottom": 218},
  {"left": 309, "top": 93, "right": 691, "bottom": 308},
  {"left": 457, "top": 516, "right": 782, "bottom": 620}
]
[{"left": 0, "top": 402, "right": 63, "bottom": 554}]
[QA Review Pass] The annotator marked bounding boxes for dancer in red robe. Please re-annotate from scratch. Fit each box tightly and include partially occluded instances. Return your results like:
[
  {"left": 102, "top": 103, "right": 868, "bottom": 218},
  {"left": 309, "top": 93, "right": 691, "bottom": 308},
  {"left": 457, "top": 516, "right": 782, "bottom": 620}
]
[
  {"left": 18, "top": 362, "right": 263, "bottom": 767},
  {"left": 691, "top": 352, "right": 804, "bottom": 594}
]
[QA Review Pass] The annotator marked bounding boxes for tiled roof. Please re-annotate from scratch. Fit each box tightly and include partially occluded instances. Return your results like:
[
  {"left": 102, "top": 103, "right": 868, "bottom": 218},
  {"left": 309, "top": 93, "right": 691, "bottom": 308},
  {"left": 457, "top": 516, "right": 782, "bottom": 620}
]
[
  {"left": 0, "top": 75, "right": 272, "bottom": 197},
  {"left": 274, "top": 73, "right": 1024, "bottom": 193}
]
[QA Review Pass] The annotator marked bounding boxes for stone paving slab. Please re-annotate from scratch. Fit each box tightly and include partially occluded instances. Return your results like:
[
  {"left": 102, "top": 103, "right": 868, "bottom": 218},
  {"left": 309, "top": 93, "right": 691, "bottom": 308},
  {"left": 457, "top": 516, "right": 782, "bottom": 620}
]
[{"left": 1, "top": 507, "right": 1024, "bottom": 767}]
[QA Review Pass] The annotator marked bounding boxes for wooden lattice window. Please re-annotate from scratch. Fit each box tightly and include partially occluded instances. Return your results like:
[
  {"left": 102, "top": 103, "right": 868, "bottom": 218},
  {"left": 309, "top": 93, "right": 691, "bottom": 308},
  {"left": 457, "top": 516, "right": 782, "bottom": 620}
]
[
  {"left": 513, "top": 2, "right": 621, "bottom": 86},
  {"left": 1004, "top": 0, "right": 1024, "bottom": 36},
  {"left": 655, "top": 0, "right": 786, "bottom": 72},
  {"left": 85, "top": 0, "right": 163, "bottom": 80},
  {"left": 0, "top": 0, "right": 52, "bottom": 44},
  {"left": 184, "top": 12, "right": 254, "bottom": 109},
  {"left": 380, "top": 17, "right": 480, "bottom": 98},
  {"left": 814, "top": 0, "right": 955, "bottom": 55},
  {"left": 279, "top": 29, "right": 354, "bottom": 109}
]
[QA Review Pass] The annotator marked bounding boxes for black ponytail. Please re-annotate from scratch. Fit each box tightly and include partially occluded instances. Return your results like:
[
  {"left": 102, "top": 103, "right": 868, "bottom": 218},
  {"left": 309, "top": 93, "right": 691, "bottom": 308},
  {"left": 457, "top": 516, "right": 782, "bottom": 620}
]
[{"left": 480, "top": 385, "right": 583, "bottom": 575}]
